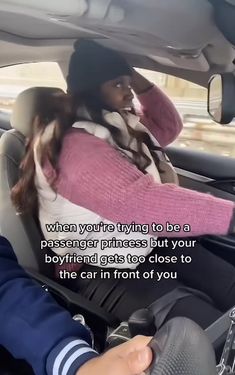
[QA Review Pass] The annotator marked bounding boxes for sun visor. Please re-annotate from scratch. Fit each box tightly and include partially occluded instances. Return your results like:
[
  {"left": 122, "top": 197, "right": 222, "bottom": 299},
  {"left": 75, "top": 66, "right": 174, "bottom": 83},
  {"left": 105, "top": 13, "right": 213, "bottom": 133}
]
[
  {"left": 85, "top": 0, "right": 124, "bottom": 22},
  {"left": 211, "top": 0, "right": 235, "bottom": 46},
  {"left": 0, "top": 0, "right": 88, "bottom": 16}
]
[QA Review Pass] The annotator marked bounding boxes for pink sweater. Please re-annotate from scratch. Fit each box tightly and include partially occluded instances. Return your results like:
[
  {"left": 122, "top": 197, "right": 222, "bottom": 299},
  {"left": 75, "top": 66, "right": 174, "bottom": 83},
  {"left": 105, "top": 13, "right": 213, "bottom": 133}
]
[{"left": 44, "top": 86, "right": 234, "bottom": 240}]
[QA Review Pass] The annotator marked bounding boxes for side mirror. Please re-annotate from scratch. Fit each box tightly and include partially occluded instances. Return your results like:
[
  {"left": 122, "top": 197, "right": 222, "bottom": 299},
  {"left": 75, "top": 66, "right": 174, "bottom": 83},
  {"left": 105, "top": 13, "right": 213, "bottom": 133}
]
[{"left": 207, "top": 73, "right": 235, "bottom": 124}]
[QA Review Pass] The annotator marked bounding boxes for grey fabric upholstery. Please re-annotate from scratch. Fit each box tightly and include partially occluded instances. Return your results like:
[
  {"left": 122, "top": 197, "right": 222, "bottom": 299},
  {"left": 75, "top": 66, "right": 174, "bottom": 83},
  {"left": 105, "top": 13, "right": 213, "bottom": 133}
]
[
  {"left": 0, "top": 87, "right": 63, "bottom": 276},
  {"left": 11, "top": 86, "right": 63, "bottom": 137}
]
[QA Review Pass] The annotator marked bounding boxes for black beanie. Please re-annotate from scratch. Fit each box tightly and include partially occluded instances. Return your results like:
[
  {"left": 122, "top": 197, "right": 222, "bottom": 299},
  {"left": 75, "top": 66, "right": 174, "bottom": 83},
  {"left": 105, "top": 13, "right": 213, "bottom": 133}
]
[{"left": 67, "top": 40, "right": 132, "bottom": 94}]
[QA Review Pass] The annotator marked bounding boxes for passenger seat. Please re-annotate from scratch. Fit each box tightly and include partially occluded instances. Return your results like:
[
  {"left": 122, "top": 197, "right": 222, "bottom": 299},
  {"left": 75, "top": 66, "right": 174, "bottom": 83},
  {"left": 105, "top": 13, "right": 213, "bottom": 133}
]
[
  {"left": 0, "top": 87, "right": 63, "bottom": 277},
  {"left": 0, "top": 86, "right": 118, "bottom": 327}
]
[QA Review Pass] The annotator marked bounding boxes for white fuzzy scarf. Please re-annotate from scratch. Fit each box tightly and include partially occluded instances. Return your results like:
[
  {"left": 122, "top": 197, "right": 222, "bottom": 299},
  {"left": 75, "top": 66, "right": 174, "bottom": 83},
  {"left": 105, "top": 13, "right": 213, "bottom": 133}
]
[{"left": 72, "top": 107, "right": 178, "bottom": 184}]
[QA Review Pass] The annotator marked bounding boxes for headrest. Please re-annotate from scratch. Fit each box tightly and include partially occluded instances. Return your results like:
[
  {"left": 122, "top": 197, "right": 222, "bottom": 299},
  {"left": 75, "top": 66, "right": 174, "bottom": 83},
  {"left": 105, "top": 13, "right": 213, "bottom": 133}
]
[{"left": 10, "top": 87, "right": 64, "bottom": 138}]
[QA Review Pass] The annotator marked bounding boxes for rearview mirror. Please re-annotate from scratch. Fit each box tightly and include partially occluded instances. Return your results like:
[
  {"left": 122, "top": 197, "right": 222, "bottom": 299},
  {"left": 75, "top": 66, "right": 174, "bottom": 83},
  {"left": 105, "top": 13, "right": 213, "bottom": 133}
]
[{"left": 207, "top": 73, "right": 235, "bottom": 124}]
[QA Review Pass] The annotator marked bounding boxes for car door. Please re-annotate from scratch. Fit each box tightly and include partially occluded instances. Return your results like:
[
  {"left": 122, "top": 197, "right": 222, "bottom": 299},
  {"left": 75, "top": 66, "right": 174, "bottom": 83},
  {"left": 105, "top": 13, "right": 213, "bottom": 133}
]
[
  {"left": 167, "top": 146, "right": 235, "bottom": 264},
  {"left": 138, "top": 67, "right": 235, "bottom": 264},
  {"left": 167, "top": 87, "right": 235, "bottom": 265}
]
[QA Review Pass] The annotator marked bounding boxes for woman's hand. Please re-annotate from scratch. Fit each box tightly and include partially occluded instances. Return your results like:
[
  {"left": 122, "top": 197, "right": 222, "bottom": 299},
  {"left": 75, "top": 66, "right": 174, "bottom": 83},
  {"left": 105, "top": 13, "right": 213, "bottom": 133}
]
[
  {"left": 131, "top": 68, "right": 154, "bottom": 95},
  {"left": 76, "top": 335, "right": 152, "bottom": 375}
]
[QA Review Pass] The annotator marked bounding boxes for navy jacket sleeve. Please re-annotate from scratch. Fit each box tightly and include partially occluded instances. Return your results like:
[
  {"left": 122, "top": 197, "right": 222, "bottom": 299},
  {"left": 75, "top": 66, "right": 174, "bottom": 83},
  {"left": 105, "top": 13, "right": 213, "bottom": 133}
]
[{"left": 0, "top": 236, "right": 98, "bottom": 375}]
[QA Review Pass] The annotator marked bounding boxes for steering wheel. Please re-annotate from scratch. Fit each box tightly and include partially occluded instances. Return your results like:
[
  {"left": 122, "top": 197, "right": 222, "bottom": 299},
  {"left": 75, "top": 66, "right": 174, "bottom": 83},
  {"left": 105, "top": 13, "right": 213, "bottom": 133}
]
[{"left": 147, "top": 317, "right": 217, "bottom": 375}]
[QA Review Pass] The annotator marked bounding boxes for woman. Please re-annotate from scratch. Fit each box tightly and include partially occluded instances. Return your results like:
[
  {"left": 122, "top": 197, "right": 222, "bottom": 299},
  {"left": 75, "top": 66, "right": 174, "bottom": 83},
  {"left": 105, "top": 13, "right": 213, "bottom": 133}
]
[{"left": 12, "top": 40, "right": 235, "bottom": 328}]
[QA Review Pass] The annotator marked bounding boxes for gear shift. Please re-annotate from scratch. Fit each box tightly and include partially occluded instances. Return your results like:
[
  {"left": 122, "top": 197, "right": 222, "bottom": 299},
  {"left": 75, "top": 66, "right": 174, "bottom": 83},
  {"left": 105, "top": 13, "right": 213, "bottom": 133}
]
[{"left": 128, "top": 308, "right": 156, "bottom": 337}]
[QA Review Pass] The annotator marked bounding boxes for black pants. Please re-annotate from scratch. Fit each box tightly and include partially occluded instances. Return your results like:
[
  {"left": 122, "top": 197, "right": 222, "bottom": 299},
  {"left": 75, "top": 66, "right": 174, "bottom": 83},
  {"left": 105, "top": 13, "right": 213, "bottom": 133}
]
[{"left": 72, "top": 241, "right": 235, "bottom": 329}]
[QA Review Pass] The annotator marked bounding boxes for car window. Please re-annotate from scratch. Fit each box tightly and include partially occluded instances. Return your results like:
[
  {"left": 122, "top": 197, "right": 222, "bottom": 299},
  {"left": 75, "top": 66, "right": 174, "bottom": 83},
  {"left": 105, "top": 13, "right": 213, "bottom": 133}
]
[
  {"left": 136, "top": 68, "right": 235, "bottom": 158},
  {"left": 0, "top": 62, "right": 66, "bottom": 114}
]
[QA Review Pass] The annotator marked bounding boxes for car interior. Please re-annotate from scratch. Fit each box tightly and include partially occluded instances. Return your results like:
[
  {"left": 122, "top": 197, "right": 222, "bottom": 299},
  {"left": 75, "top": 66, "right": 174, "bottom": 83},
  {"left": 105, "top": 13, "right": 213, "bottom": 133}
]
[{"left": 0, "top": 0, "right": 235, "bottom": 374}]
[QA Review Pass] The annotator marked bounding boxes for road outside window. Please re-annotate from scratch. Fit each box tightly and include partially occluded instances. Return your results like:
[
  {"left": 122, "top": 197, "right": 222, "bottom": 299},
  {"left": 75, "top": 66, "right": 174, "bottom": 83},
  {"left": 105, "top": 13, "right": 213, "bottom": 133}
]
[
  {"left": 0, "top": 63, "right": 234, "bottom": 158},
  {"left": 137, "top": 68, "right": 235, "bottom": 158}
]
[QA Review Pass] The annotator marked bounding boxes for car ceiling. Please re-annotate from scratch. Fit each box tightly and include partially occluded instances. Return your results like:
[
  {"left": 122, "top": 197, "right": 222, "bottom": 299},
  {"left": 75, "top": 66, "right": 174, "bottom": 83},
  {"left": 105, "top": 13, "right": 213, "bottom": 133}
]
[{"left": 0, "top": 0, "right": 235, "bottom": 87}]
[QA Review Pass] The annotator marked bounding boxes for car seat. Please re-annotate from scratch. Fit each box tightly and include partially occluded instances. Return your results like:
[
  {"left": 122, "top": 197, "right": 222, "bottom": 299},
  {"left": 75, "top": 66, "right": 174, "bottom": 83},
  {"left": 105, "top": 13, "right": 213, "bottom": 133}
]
[
  {"left": 0, "top": 87, "right": 118, "bottom": 328},
  {"left": 0, "top": 87, "right": 61, "bottom": 276}
]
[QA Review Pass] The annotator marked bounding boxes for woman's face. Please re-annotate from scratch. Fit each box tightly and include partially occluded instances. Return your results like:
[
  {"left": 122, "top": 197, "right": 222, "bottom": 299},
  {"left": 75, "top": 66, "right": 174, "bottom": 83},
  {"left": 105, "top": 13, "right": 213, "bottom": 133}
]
[{"left": 100, "top": 75, "right": 134, "bottom": 111}]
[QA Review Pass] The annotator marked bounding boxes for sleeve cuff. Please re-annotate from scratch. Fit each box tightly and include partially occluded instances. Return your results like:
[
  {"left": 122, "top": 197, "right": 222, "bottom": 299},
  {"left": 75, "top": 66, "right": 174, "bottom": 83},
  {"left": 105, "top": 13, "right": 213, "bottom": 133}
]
[
  {"left": 136, "top": 84, "right": 157, "bottom": 100},
  {"left": 47, "top": 337, "right": 99, "bottom": 375}
]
